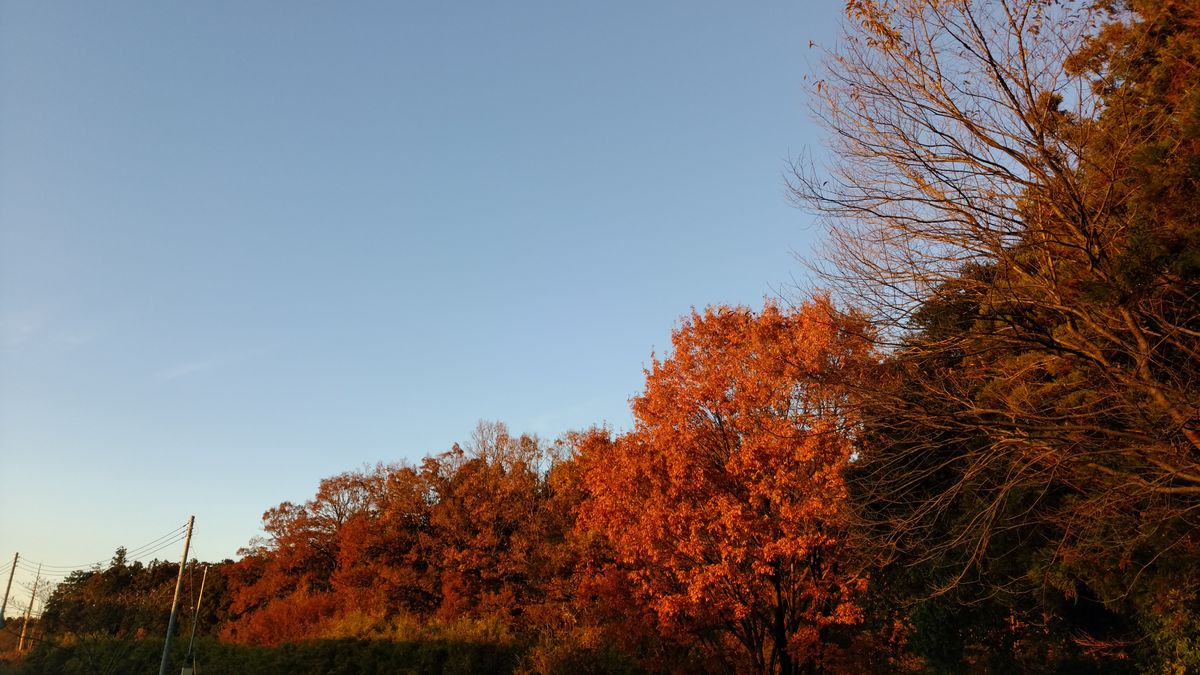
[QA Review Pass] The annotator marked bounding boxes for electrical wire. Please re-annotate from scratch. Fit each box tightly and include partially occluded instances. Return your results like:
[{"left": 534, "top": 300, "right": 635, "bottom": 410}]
[
  {"left": 15, "top": 520, "right": 191, "bottom": 571},
  {"left": 10, "top": 536, "right": 191, "bottom": 594},
  {"left": 14, "top": 560, "right": 67, "bottom": 575},
  {"left": 120, "top": 522, "right": 191, "bottom": 559},
  {"left": 18, "top": 535, "right": 186, "bottom": 577},
  {"left": 127, "top": 534, "right": 189, "bottom": 564},
  {"left": 4, "top": 519, "right": 195, "bottom": 622}
]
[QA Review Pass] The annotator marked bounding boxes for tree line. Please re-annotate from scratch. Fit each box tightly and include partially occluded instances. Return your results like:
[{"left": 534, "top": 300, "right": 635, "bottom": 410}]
[{"left": 6, "top": 0, "right": 1198, "bottom": 672}]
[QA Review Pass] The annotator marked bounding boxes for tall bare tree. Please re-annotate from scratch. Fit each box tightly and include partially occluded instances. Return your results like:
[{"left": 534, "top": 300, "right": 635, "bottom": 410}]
[{"left": 792, "top": 0, "right": 1200, "bottom": 618}]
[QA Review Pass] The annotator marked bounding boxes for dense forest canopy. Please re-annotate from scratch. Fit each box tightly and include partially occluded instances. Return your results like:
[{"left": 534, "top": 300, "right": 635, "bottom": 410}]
[{"left": 3, "top": 1, "right": 1197, "bottom": 673}]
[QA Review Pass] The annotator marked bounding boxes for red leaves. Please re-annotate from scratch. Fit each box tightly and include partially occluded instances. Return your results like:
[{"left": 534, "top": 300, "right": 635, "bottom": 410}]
[
  {"left": 219, "top": 299, "right": 880, "bottom": 670},
  {"left": 577, "top": 297, "right": 876, "bottom": 671},
  {"left": 222, "top": 424, "right": 575, "bottom": 644}
]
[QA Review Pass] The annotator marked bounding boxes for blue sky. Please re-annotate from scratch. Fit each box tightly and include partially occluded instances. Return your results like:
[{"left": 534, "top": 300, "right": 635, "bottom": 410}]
[{"left": 0, "top": 1, "right": 842, "bottom": 595}]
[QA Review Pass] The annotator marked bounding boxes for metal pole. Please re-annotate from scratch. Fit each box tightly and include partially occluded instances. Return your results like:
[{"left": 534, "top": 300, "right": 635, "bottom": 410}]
[
  {"left": 17, "top": 563, "right": 40, "bottom": 651},
  {"left": 182, "top": 564, "right": 207, "bottom": 675},
  {"left": 1, "top": 552, "right": 17, "bottom": 622},
  {"left": 158, "top": 516, "right": 194, "bottom": 675}
]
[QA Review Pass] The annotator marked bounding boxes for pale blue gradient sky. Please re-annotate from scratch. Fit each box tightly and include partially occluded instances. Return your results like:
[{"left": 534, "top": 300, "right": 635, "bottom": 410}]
[{"left": 0, "top": 1, "right": 842, "bottom": 592}]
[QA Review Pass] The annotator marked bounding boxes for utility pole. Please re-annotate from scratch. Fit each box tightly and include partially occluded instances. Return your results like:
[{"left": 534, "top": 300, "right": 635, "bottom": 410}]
[
  {"left": 17, "top": 563, "right": 40, "bottom": 651},
  {"left": 158, "top": 516, "right": 194, "bottom": 675},
  {"left": 182, "top": 564, "right": 208, "bottom": 675},
  {"left": 1, "top": 552, "right": 17, "bottom": 622}
]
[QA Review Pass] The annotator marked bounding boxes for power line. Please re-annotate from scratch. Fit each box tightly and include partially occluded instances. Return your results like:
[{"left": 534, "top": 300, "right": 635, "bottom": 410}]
[
  {"left": 4, "top": 520, "right": 197, "bottom": 621},
  {"left": 14, "top": 520, "right": 191, "bottom": 572},
  {"left": 128, "top": 535, "right": 190, "bottom": 564},
  {"left": 13, "top": 563, "right": 71, "bottom": 581},
  {"left": 8, "top": 537, "right": 193, "bottom": 604},
  {"left": 10, "top": 542, "right": 189, "bottom": 590},
  {"left": 122, "top": 523, "right": 191, "bottom": 559}
]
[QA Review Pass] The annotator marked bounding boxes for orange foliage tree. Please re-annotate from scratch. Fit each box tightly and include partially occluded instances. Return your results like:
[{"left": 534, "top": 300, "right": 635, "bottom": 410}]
[
  {"left": 577, "top": 297, "right": 875, "bottom": 674},
  {"left": 222, "top": 466, "right": 392, "bottom": 644},
  {"left": 420, "top": 422, "right": 561, "bottom": 623},
  {"left": 222, "top": 423, "right": 577, "bottom": 645},
  {"left": 329, "top": 464, "right": 438, "bottom": 618}
]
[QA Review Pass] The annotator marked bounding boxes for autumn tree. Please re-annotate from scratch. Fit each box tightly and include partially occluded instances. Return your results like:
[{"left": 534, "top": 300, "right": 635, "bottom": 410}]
[
  {"left": 526, "top": 427, "right": 690, "bottom": 673},
  {"left": 577, "top": 298, "right": 876, "bottom": 674},
  {"left": 221, "top": 423, "right": 583, "bottom": 647},
  {"left": 421, "top": 421, "right": 559, "bottom": 623},
  {"left": 792, "top": 0, "right": 1200, "bottom": 668},
  {"left": 223, "top": 466, "right": 389, "bottom": 644},
  {"left": 328, "top": 463, "right": 438, "bottom": 618}
]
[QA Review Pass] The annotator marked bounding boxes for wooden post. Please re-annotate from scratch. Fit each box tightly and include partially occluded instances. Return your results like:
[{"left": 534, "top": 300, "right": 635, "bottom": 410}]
[
  {"left": 0, "top": 552, "right": 17, "bottom": 622},
  {"left": 182, "top": 564, "right": 208, "bottom": 675},
  {"left": 17, "top": 563, "right": 40, "bottom": 651},
  {"left": 158, "top": 516, "right": 194, "bottom": 675}
]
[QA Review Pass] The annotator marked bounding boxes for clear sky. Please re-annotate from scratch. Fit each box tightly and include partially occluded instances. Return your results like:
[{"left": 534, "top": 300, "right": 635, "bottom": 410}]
[{"left": 0, "top": 1, "right": 842, "bottom": 601}]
